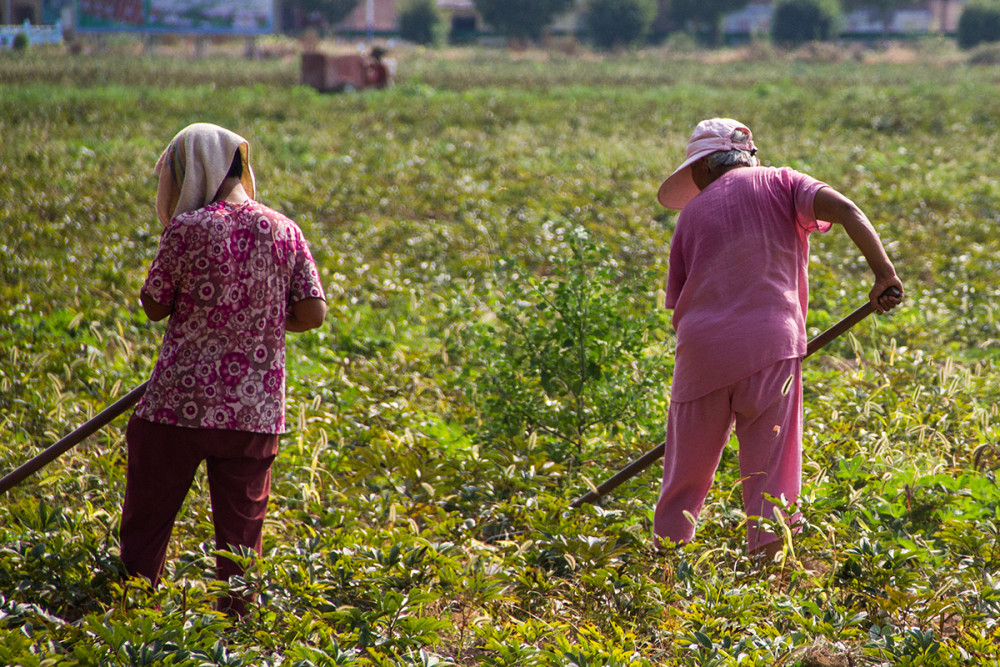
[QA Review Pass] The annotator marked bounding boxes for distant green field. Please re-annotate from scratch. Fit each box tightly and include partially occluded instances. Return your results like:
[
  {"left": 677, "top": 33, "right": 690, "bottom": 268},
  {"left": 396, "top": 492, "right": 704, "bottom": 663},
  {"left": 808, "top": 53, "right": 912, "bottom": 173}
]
[{"left": 3, "top": 46, "right": 1000, "bottom": 665}]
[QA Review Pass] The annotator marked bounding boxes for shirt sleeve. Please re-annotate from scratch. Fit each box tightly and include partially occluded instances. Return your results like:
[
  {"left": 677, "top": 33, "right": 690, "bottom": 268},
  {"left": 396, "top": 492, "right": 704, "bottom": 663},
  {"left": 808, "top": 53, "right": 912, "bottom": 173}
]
[
  {"left": 788, "top": 168, "right": 832, "bottom": 234},
  {"left": 288, "top": 226, "right": 325, "bottom": 305},
  {"left": 142, "top": 223, "right": 183, "bottom": 307}
]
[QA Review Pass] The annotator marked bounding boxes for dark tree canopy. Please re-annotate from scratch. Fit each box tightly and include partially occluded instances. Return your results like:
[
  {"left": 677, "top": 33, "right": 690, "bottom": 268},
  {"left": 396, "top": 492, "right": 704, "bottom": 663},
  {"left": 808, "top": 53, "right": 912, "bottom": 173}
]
[
  {"left": 398, "top": 0, "right": 446, "bottom": 46},
  {"left": 473, "top": 0, "right": 575, "bottom": 43},
  {"left": 668, "top": 0, "right": 750, "bottom": 46},
  {"left": 771, "top": 0, "right": 840, "bottom": 45},
  {"left": 585, "top": 0, "right": 658, "bottom": 49},
  {"left": 957, "top": 0, "right": 1000, "bottom": 49}
]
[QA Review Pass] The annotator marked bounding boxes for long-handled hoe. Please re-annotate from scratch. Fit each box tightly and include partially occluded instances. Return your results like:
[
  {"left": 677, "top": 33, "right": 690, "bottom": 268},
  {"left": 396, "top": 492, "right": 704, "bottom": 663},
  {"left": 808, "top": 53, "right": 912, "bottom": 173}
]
[
  {"left": 570, "top": 288, "right": 900, "bottom": 509},
  {"left": 0, "top": 381, "right": 149, "bottom": 494}
]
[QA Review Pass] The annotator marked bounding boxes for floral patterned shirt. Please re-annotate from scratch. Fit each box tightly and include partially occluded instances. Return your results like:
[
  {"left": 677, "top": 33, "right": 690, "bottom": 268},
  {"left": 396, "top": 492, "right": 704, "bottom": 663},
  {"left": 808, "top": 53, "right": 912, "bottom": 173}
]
[{"left": 135, "top": 201, "right": 325, "bottom": 433}]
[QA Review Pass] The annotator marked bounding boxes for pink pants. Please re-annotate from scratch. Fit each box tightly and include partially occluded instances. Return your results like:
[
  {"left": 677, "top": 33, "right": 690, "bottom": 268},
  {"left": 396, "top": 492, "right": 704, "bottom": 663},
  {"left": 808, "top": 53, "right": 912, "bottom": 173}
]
[
  {"left": 654, "top": 358, "right": 803, "bottom": 552},
  {"left": 119, "top": 416, "right": 278, "bottom": 614}
]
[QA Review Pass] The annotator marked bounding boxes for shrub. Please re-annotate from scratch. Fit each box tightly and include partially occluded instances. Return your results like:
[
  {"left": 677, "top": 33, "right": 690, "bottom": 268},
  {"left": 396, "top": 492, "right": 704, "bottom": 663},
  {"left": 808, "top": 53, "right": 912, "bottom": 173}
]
[
  {"left": 663, "top": 31, "right": 699, "bottom": 53},
  {"left": 967, "top": 41, "right": 1000, "bottom": 63},
  {"left": 958, "top": 0, "right": 1000, "bottom": 49},
  {"left": 12, "top": 33, "right": 29, "bottom": 51},
  {"left": 771, "top": 0, "right": 840, "bottom": 46},
  {"left": 398, "top": 0, "right": 446, "bottom": 46},
  {"left": 466, "top": 225, "right": 671, "bottom": 462},
  {"left": 584, "top": 0, "right": 657, "bottom": 50}
]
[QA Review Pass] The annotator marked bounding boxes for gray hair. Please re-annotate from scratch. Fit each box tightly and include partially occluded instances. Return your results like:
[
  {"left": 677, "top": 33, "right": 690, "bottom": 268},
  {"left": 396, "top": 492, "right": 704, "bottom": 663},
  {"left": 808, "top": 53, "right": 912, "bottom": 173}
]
[{"left": 704, "top": 129, "right": 759, "bottom": 170}]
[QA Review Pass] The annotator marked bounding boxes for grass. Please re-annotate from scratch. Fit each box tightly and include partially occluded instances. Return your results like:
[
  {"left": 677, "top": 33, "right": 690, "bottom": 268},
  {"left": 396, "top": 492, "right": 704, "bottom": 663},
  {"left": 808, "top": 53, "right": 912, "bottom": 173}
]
[{"left": 3, "top": 41, "right": 1000, "bottom": 665}]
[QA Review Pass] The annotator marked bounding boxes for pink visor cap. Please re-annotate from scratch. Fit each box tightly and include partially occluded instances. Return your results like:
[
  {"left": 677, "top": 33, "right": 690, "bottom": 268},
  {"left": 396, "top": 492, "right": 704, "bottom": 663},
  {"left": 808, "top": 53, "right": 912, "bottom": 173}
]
[{"left": 656, "top": 118, "right": 756, "bottom": 210}]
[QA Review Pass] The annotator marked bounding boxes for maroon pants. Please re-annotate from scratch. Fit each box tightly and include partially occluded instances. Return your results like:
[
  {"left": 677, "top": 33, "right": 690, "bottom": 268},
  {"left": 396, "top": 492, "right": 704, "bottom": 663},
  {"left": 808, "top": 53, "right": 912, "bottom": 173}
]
[{"left": 119, "top": 416, "right": 278, "bottom": 613}]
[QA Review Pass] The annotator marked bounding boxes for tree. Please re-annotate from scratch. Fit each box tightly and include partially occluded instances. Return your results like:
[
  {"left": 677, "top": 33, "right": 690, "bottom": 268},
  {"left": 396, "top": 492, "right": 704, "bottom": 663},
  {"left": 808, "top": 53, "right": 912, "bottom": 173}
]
[
  {"left": 398, "top": 0, "right": 446, "bottom": 46},
  {"left": 296, "top": 0, "right": 361, "bottom": 32},
  {"left": 585, "top": 0, "right": 658, "bottom": 50},
  {"left": 958, "top": 0, "right": 1000, "bottom": 49},
  {"left": 771, "top": 0, "right": 839, "bottom": 45},
  {"left": 668, "top": 0, "right": 750, "bottom": 46},
  {"left": 473, "top": 0, "right": 575, "bottom": 44}
]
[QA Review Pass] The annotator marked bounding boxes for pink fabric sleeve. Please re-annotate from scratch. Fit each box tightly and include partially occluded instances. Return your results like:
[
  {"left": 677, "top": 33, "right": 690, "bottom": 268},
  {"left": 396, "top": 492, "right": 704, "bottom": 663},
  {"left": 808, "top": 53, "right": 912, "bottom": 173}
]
[
  {"left": 142, "top": 226, "right": 183, "bottom": 307},
  {"left": 289, "top": 233, "right": 324, "bottom": 304},
  {"left": 791, "top": 170, "right": 831, "bottom": 234}
]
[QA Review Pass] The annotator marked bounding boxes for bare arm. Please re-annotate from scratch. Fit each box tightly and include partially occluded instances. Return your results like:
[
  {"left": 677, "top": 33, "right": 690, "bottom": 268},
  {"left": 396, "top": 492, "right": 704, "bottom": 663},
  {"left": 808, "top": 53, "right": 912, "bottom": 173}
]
[
  {"left": 286, "top": 297, "right": 327, "bottom": 332},
  {"left": 140, "top": 291, "right": 173, "bottom": 322},
  {"left": 813, "top": 187, "right": 904, "bottom": 314}
]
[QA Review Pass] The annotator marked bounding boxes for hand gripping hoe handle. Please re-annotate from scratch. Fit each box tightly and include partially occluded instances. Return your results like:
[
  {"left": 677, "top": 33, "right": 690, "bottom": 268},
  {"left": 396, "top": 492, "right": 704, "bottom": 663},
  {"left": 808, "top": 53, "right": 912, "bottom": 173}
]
[{"left": 570, "top": 287, "right": 900, "bottom": 509}]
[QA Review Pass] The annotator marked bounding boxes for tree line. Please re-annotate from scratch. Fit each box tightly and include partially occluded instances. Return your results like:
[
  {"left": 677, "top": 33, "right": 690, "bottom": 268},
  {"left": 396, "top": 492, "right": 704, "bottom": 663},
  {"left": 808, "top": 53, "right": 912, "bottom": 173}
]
[{"left": 295, "top": 0, "right": 1000, "bottom": 50}]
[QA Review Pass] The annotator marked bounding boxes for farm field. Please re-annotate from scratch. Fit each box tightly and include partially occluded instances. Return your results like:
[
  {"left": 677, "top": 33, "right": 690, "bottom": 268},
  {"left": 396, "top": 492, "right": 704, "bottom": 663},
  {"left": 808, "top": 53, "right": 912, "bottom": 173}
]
[{"left": 4, "top": 43, "right": 1000, "bottom": 665}]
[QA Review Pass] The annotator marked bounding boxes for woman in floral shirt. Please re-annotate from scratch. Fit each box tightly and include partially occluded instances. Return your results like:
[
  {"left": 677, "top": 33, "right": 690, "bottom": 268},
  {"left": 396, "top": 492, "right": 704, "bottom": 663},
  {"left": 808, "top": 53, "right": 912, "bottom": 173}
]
[{"left": 119, "top": 123, "right": 326, "bottom": 614}]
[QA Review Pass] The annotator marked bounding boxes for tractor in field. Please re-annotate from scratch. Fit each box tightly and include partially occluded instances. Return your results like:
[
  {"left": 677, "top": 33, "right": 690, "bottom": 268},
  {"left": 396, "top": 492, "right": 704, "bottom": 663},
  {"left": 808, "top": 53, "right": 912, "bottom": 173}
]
[{"left": 301, "top": 47, "right": 394, "bottom": 92}]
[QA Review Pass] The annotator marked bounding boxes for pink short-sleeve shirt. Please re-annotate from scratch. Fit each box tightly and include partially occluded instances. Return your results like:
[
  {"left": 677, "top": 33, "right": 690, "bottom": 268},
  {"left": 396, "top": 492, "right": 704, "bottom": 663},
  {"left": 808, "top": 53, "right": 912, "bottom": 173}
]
[
  {"left": 135, "top": 200, "right": 325, "bottom": 433},
  {"left": 665, "top": 166, "right": 830, "bottom": 402}
]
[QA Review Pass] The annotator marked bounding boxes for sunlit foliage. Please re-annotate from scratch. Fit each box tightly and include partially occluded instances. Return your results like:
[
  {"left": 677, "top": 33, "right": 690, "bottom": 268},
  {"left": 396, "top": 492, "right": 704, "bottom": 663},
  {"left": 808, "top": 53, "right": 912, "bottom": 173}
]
[{"left": 3, "top": 45, "right": 1000, "bottom": 665}]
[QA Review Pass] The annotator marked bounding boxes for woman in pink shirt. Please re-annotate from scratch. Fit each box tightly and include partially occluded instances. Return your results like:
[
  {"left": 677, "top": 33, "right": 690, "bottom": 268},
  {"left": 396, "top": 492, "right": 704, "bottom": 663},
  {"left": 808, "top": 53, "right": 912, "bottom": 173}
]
[
  {"left": 119, "top": 123, "right": 327, "bottom": 614},
  {"left": 653, "top": 118, "right": 903, "bottom": 560}
]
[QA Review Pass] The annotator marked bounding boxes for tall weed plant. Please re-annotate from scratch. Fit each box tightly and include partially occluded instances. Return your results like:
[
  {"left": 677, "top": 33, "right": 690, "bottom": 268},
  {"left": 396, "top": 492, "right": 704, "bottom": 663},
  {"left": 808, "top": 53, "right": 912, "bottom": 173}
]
[{"left": 467, "top": 224, "right": 671, "bottom": 462}]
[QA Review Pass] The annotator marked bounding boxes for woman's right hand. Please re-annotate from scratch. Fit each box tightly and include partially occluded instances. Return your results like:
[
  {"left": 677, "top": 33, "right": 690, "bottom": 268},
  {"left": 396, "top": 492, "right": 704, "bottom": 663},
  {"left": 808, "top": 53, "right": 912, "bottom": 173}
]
[{"left": 871, "top": 279, "right": 904, "bottom": 314}]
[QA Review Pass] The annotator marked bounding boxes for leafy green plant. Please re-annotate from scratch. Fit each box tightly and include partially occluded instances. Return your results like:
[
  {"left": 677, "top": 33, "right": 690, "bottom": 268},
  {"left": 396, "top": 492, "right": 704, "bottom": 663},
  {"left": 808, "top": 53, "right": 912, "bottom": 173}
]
[{"left": 466, "top": 224, "right": 670, "bottom": 461}]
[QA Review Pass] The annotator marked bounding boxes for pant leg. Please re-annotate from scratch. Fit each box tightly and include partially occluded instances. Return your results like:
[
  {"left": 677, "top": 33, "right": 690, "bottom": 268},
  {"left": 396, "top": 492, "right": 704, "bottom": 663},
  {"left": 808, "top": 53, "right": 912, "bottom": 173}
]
[
  {"left": 204, "top": 431, "right": 277, "bottom": 615},
  {"left": 732, "top": 358, "right": 803, "bottom": 552},
  {"left": 119, "top": 416, "right": 203, "bottom": 586},
  {"left": 653, "top": 388, "right": 736, "bottom": 544}
]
